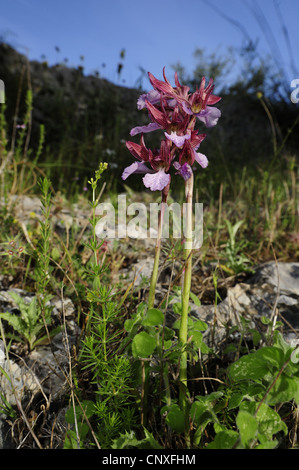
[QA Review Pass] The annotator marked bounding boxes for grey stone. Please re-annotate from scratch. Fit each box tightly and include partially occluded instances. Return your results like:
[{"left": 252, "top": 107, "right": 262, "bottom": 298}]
[
  {"left": 251, "top": 262, "right": 299, "bottom": 296},
  {"left": 189, "top": 262, "right": 299, "bottom": 350}
]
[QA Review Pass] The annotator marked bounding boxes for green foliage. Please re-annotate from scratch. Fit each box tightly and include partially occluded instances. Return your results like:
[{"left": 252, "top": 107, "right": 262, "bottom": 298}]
[
  {"left": 0, "top": 292, "right": 57, "bottom": 350},
  {"left": 111, "top": 428, "right": 163, "bottom": 450},
  {"left": 188, "top": 330, "right": 299, "bottom": 449},
  {"left": 0, "top": 42, "right": 298, "bottom": 450},
  {"left": 222, "top": 220, "right": 252, "bottom": 274}
]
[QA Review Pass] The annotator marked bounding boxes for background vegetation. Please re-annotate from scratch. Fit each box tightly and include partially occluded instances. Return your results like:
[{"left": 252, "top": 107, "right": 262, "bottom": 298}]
[{"left": 0, "top": 37, "right": 298, "bottom": 449}]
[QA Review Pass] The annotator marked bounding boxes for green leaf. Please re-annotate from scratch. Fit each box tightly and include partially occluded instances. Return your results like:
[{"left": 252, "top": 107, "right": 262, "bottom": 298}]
[
  {"left": 240, "top": 401, "right": 287, "bottom": 441},
  {"left": 64, "top": 429, "right": 82, "bottom": 449},
  {"left": 228, "top": 352, "right": 269, "bottom": 381},
  {"left": 172, "top": 302, "right": 182, "bottom": 315},
  {"left": 141, "top": 308, "right": 164, "bottom": 326},
  {"left": 111, "top": 429, "right": 163, "bottom": 449},
  {"left": 190, "top": 401, "right": 208, "bottom": 424},
  {"left": 124, "top": 303, "right": 147, "bottom": 333},
  {"left": 65, "top": 400, "right": 95, "bottom": 424},
  {"left": 265, "top": 375, "right": 299, "bottom": 405},
  {"left": 189, "top": 330, "right": 203, "bottom": 348},
  {"left": 207, "top": 430, "right": 239, "bottom": 449},
  {"left": 124, "top": 317, "right": 137, "bottom": 333},
  {"left": 228, "top": 393, "right": 244, "bottom": 410},
  {"left": 142, "top": 428, "right": 163, "bottom": 449},
  {"left": 192, "top": 320, "right": 208, "bottom": 331},
  {"left": 256, "top": 440, "right": 278, "bottom": 449},
  {"left": 172, "top": 317, "right": 193, "bottom": 330},
  {"left": 132, "top": 331, "right": 156, "bottom": 358},
  {"left": 236, "top": 410, "right": 258, "bottom": 447},
  {"left": 0, "top": 364, "right": 11, "bottom": 383},
  {"left": 0, "top": 312, "right": 24, "bottom": 335},
  {"left": 254, "top": 346, "right": 285, "bottom": 370},
  {"left": 189, "top": 291, "right": 201, "bottom": 306},
  {"left": 162, "top": 404, "right": 185, "bottom": 433}
]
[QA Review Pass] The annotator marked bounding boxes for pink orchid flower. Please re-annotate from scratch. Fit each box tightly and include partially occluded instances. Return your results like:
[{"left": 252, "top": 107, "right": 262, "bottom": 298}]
[
  {"left": 122, "top": 137, "right": 172, "bottom": 191},
  {"left": 148, "top": 68, "right": 221, "bottom": 128},
  {"left": 123, "top": 68, "right": 221, "bottom": 189}
]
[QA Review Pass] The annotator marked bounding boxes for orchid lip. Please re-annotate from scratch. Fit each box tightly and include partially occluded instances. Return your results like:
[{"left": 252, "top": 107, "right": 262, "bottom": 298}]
[
  {"left": 130, "top": 122, "right": 161, "bottom": 136},
  {"left": 164, "top": 131, "right": 191, "bottom": 148}
]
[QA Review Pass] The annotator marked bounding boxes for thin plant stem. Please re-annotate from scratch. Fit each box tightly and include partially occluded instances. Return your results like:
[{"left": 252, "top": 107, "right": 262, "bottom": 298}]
[
  {"left": 147, "top": 184, "right": 169, "bottom": 309},
  {"left": 179, "top": 173, "right": 194, "bottom": 446}
]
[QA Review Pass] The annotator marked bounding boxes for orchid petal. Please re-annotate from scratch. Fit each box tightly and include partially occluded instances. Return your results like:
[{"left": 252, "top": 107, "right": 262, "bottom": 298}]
[
  {"left": 173, "top": 161, "right": 193, "bottom": 181},
  {"left": 143, "top": 169, "right": 171, "bottom": 191},
  {"left": 181, "top": 101, "right": 193, "bottom": 115},
  {"left": 148, "top": 71, "right": 174, "bottom": 95},
  {"left": 194, "top": 151, "right": 208, "bottom": 168},
  {"left": 137, "top": 90, "right": 161, "bottom": 110},
  {"left": 130, "top": 122, "right": 161, "bottom": 136},
  {"left": 197, "top": 106, "right": 221, "bottom": 128},
  {"left": 122, "top": 162, "right": 154, "bottom": 180},
  {"left": 164, "top": 131, "right": 191, "bottom": 148}
]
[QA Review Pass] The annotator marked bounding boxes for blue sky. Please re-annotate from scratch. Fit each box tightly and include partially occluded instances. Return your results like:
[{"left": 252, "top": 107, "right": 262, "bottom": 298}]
[{"left": 1, "top": 0, "right": 298, "bottom": 91}]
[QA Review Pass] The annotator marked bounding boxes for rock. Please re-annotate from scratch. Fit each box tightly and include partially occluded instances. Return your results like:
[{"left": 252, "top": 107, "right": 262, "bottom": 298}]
[
  {"left": 0, "top": 340, "right": 39, "bottom": 409},
  {"left": 0, "top": 288, "right": 79, "bottom": 448},
  {"left": 125, "top": 257, "right": 155, "bottom": 287},
  {"left": 190, "top": 262, "right": 299, "bottom": 350},
  {"left": 251, "top": 262, "right": 299, "bottom": 296}
]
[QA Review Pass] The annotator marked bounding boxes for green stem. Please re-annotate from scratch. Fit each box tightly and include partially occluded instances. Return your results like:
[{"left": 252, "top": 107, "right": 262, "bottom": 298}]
[
  {"left": 92, "top": 185, "right": 98, "bottom": 266},
  {"left": 178, "top": 173, "right": 194, "bottom": 446},
  {"left": 143, "top": 184, "right": 169, "bottom": 427},
  {"left": 147, "top": 184, "right": 169, "bottom": 309}
]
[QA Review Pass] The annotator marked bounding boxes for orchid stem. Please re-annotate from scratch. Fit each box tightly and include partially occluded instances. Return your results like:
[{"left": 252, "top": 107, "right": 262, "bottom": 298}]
[
  {"left": 179, "top": 173, "right": 193, "bottom": 447},
  {"left": 143, "top": 185, "right": 169, "bottom": 428},
  {"left": 147, "top": 185, "right": 169, "bottom": 309}
]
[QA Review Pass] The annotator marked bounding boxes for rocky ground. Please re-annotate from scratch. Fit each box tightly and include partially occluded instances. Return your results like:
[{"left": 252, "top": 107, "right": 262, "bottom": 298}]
[{"left": 0, "top": 194, "right": 298, "bottom": 448}]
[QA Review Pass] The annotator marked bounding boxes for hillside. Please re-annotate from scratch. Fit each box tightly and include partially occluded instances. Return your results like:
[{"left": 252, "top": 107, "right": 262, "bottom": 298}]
[{"left": 0, "top": 41, "right": 298, "bottom": 193}]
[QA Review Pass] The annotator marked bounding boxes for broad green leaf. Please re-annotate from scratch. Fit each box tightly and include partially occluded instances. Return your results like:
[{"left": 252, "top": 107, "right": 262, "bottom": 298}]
[
  {"left": 240, "top": 401, "right": 287, "bottom": 440},
  {"left": 228, "top": 393, "right": 244, "bottom": 410},
  {"left": 203, "top": 391, "right": 224, "bottom": 403},
  {"left": 172, "top": 317, "right": 194, "bottom": 330},
  {"left": 163, "top": 339, "right": 173, "bottom": 350},
  {"left": 124, "top": 317, "right": 137, "bottom": 333},
  {"left": 228, "top": 352, "right": 269, "bottom": 381},
  {"left": 236, "top": 410, "right": 258, "bottom": 447},
  {"left": 141, "top": 308, "right": 164, "bottom": 326},
  {"left": 255, "top": 440, "right": 278, "bottom": 449},
  {"left": 192, "top": 320, "right": 208, "bottom": 331},
  {"left": 162, "top": 404, "right": 185, "bottom": 433},
  {"left": 190, "top": 401, "right": 208, "bottom": 424},
  {"left": 272, "top": 330, "right": 294, "bottom": 355},
  {"left": 163, "top": 326, "right": 175, "bottom": 341},
  {"left": 254, "top": 346, "right": 285, "bottom": 370},
  {"left": 132, "top": 331, "right": 156, "bottom": 358},
  {"left": 207, "top": 430, "right": 239, "bottom": 449},
  {"left": 189, "top": 330, "right": 203, "bottom": 348},
  {"left": 265, "top": 374, "right": 299, "bottom": 405}
]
